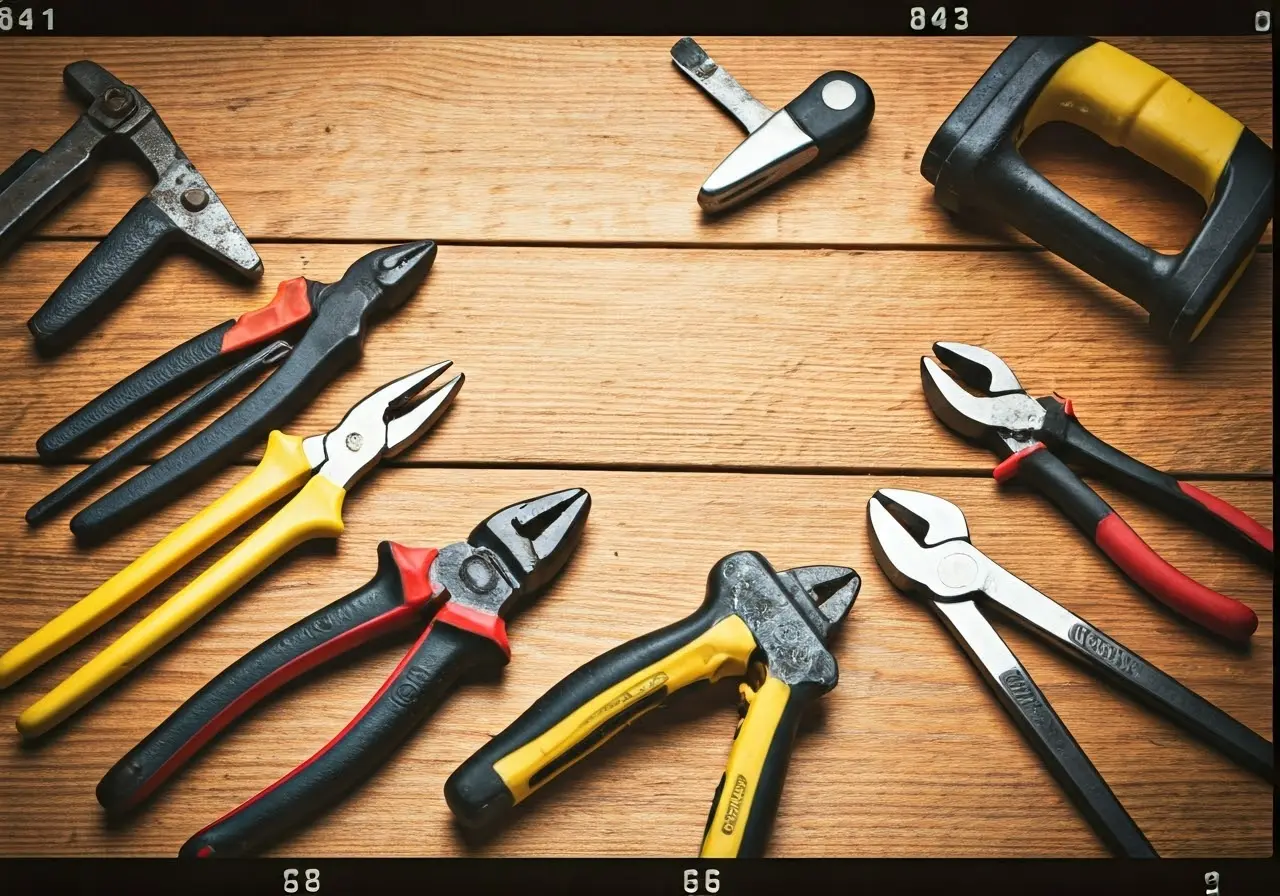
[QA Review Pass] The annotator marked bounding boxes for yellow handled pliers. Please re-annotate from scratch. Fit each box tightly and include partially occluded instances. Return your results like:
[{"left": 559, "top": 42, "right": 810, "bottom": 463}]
[{"left": 3, "top": 361, "right": 463, "bottom": 739}]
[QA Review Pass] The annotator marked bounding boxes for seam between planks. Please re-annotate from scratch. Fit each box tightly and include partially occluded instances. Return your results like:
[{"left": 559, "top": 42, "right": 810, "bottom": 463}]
[
  {"left": 14, "top": 236, "right": 1277, "bottom": 253},
  {"left": 0, "top": 456, "right": 1272, "bottom": 482}
]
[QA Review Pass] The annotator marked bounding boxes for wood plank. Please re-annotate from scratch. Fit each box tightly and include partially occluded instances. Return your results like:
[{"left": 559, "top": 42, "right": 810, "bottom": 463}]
[
  {"left": 0, "top": 468, "right": 1269, "bottom": 857},
  {"left": 0, "top": 37, "right": 1270, "bottom": 248},
  {"left": 0, "top": 244, "right": 1270, "bottom": 474}
]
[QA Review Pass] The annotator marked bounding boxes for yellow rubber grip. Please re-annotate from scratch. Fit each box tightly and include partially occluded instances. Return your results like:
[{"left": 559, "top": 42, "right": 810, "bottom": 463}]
[
  {"left": 0, "top": 431, "right": 315, "bottom": 691},
  {"left": 492, "top": 614, "right": 758, "bottom": 803},
  {"left": 16, "top": 474, "right": 347, "bottom": 739},
  {"left": 1018, "top": 41, "right": 1244, "bottom": 205},
  {"left": 700, "top": 675, "right": 793, "bottom": 858}
]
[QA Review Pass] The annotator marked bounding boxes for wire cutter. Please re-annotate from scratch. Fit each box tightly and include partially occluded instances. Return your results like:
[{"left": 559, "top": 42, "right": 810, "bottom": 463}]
[
  {"left": 445, "top": 551, "right": 860, "bottom": 858},
  {"left": 95, "top": 488, "right": 590, "bottom": 858},
  {"left": 2, "top": 362, "right": 463, "bottom": 738},
  {"left": 0, "top": 61, "right": 262, "bottom": 354},
  {"left": 921, "top": 341, "right": 1271, "bottom": 642},
  {"left": 867, "top": 488, "right": 1274, "bottom": 858},
  {"left": 32, "top": 241, "right": 438, "bottom": 544}
]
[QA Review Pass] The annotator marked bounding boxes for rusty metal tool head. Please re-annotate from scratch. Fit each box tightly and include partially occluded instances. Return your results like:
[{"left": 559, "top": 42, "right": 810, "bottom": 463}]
[
  {"left": 671, "top": 37, "right": 875, "bottom": 213},
  {"left": 0, "top": 61, "right": 261, "bottom": 353}
]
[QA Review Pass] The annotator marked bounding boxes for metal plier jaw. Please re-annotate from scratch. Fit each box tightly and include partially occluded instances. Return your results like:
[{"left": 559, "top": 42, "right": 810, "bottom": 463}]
[
  {"left": 921, "top": 341, "right": 1047, "bottom": 454},
  {"left": 447, "top": 488, "right": 593, "bottom": 621},
  {"left": 306, "top": 359, "right": 463, "bottom": 490},
  {"left": 867, "top": 487, "right": 999, "bottom": 602}
]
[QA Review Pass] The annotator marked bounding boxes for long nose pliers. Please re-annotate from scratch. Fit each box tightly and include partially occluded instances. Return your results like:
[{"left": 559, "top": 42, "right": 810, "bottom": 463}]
[
  {"left": 2, "top": 362, "right": 463, "bottom": 737},
  {"left": 95, "top": 488, "right": 591, "bottom": 858},
  {"left": 866, "top": 488, "right": 1273, "bottom": 857},
  {"left": 921, "top": 341, "right": 1271, "bottom": 642}
]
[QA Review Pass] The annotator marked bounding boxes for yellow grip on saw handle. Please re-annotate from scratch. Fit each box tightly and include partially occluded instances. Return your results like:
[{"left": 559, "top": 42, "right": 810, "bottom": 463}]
[
  {"left": 1018, "top": 41, "right": 1243, "bottom": 205},
  {"left": 15, "top": 471, "right": 346, "bottom": 739},
  {"left": 0, "top": 431, "right": 315, "bottom": 691}
]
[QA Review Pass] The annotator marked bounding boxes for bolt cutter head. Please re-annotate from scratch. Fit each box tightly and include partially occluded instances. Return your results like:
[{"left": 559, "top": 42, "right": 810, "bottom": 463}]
[
  {"left": 463, "top": 488, "right": 593, "bottom": 618},
  {"left": 310, "top": 361, "right": 463, "bottom": 489},
  {"left": 922, "top": 349, "right": 1046, "bottom": 443},
  {"left": 708, "top": 551, "right": 860, "bottom": 688},
  {"left": 867, "top": 489, "right": 993, "bottom": 602}
]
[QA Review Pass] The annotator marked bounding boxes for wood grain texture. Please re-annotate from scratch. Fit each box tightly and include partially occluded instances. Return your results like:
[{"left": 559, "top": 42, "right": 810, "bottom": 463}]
[
  {"left": 0, "top": 36, "right": 1271, "bottom": 861},
  {"left": 0, "top": 469, "right": 1269, "bottom": 858},
  {"left": 0, "top": 37, "right": 1271, "bottom": 248},
  {"left": 0, "top": 243, "right": 1271, "bottom": 474}
]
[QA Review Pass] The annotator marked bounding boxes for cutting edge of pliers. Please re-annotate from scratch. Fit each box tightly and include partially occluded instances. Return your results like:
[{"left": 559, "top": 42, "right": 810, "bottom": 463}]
[{"left": 303, "top": 359, "right": 464, "bottom": 491}]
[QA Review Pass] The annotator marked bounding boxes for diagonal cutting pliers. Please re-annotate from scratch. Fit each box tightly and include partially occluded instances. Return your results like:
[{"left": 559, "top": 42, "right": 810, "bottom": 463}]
[
  {"left": 445, "top": 551, "right": 860, "bottom": 858},
  {"left": 921, "top": 341, "right": 1271, "bottom": 642},
  {"left": 32, "top": 241, "right": 439, "bottom": 544},
  {"left": 867, "top": 488, "right": 1273, "bottom": 858},
  {"left": 95, "top": 488, "right": 591, "bottom": 858},
  {"left": 2, "top": 362, "right": 463, "bottom": 738}
]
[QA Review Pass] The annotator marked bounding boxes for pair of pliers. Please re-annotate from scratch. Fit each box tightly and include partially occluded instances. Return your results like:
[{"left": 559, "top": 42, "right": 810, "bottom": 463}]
[
  {"left": 921, "top": 341, "right": 1272, "bottom": 642},
  {"left": 445, "top": 551, "right": 860, "bottom": 858},
  {"left": 867, "top": 488, "right": 1274, "bottom": 857},
  {"left": 1, "top": 362, "right": 463, "bottom": 738},
  {"left": 95, "top": 488, "right": 591, "bottom": 858},
  {"left": 30, "top": 241, "right": 438, "bottom": 545}
]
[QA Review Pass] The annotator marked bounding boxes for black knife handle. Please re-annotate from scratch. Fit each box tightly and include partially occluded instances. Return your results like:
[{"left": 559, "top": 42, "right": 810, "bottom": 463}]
[
  {"left": 28, "top": 196, "right": 180, "bottom": 354},
  {"left": 783, "top": 71, "right": 875, "bottom": 159},
  {"left": 97, "top": 540, "right": 438, "bottom": 816},
  {"left": 179, "top": 615, "right": 507, "bottom": 858}
]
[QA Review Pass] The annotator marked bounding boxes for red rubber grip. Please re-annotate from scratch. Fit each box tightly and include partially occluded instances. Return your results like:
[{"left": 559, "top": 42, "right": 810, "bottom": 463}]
[
  {"left": 220, "top": 277, "right": 313, "bottom": 354},
  {"left": 1178, "top": 482, "right": 1274, "bottom": 554},
  {"left": 1094, "top": 513, "right": 1258, "bottom": 642}
]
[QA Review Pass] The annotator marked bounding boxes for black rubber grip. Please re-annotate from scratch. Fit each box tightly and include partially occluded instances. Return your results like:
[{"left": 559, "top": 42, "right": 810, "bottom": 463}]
[
  {"left": 70, "top": 277, "right": 373, "bottom": 545},
  {"left": 27, "top": 341, "right": 289, "bottom": 527},
  {"left": 97, "top": 540, "right": 419, "bottom": 817},
  {"left": 701, "top": 679, "right": 820, "bottom": 858},
  {"left": 180, "top": 621, "right": 507, "bottom": 858},
  {"left": 783, "top": 71, "right": 875, "bottom": 159},
  {"left": 988, "top": 661, "right": 1157, "bottom": 857},
  {"left": 28, "top": 196, "right": 180, "bottom": 354},
  {"left": 1009, "top": 446, "right": 1113, "bottom": 537},
  {"left": 1049, "top": 404, "right": 1274, "bottom": 567},
  {"left": 37, "top": 319, "right": 237, "bottom": 460},
  {"left": 444, "top": 599, "right": 730, "bottom": 830}
]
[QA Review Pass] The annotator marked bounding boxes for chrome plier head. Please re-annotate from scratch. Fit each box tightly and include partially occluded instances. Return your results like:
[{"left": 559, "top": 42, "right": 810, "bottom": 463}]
[
  {"left": 921, "top": 342, "right": 1046, "bottom": 444},
  {"left": 866, "top": 488, "right": 995, "bottom": 603},
  {"left": 310, "top": 361, "right": 464, "bottom": 489}
]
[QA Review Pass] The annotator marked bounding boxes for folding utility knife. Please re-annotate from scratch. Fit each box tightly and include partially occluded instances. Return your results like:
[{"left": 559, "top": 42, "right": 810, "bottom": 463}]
[{"left": 672, "top": 37, "right": 875, "bottom": 213}]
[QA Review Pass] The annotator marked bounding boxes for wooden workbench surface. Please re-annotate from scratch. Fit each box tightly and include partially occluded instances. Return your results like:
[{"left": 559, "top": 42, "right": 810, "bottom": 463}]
[{"left": 0, "top": 37, "right": 1271, "bottom": 859}]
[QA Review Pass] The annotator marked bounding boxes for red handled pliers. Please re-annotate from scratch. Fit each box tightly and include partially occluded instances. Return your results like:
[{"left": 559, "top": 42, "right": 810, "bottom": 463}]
[
  {"left": 921, "top": 342, "right": 1271, "bottom": 643},
  {"left": 94, "top": 488, "right": 591, "bottom": 858}
]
